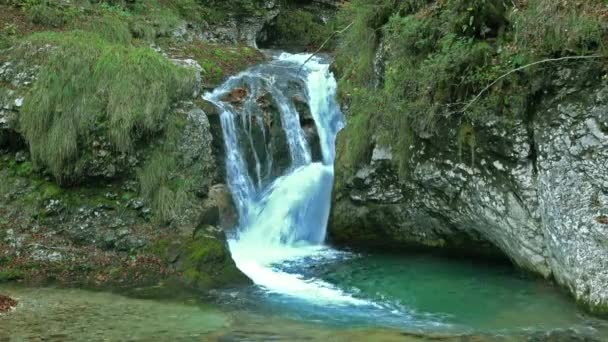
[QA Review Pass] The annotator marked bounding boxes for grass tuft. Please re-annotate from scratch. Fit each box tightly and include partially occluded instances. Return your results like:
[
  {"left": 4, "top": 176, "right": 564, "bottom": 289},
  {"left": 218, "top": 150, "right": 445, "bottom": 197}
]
[{"left": 18, "top": 30, "right": 197, "bottom": 183}]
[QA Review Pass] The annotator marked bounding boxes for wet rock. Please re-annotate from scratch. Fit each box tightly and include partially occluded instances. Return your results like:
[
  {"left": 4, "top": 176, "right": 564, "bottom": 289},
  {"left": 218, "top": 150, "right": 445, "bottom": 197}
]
[{"left": 222, "top": 87, "right": 248, "bottom": 104}]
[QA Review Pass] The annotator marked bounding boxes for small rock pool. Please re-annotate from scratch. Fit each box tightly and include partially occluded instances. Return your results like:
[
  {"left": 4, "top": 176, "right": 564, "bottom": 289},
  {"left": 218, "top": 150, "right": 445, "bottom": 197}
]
[{"left": 1, "top": 251, "right": 607, "bottom": 341}]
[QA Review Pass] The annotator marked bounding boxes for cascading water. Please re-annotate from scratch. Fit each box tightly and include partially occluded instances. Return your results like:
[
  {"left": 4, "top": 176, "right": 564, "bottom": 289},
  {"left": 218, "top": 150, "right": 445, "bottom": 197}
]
[{"left": 204, "top": 53, "right": 368, "bottom": 305}]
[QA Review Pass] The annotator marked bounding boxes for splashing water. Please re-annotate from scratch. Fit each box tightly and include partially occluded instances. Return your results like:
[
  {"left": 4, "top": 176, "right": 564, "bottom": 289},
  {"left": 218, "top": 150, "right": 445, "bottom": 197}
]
[{"left": 204, "top": 53, "right": 376, "bottom": 306}]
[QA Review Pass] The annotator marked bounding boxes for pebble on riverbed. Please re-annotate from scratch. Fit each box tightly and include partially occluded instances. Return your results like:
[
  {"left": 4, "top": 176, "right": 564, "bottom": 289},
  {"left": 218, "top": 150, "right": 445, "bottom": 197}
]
[{"left": 0, "top": 294, "right": 18, "bottom": 313}]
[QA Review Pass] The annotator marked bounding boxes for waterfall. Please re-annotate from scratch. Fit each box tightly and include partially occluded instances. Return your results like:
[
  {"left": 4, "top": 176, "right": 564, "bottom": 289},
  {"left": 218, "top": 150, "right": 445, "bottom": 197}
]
[{"left": 204, "top": 53, "right": 371, "bottom": 305}]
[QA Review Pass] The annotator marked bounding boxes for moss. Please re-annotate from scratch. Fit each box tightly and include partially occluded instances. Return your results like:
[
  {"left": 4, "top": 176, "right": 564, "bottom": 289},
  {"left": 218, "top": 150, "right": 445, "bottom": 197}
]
[
  {"left": 165, "top": 40, "right": 266, "bottom": 86},
  {"left": 180, "top": 234, "right": 247, "bottom": 289},
  {"left": 16, "top": 30, "right": 197, "bottom": 184},
  {"left": 0, "top": 23, "right": 16, "bottom": 49},
  {"left": 335, "top": 107, "right": 373, "bottom": 178},
  {"left": 576, "top": 297, "right": 608, "bottom": 318}
]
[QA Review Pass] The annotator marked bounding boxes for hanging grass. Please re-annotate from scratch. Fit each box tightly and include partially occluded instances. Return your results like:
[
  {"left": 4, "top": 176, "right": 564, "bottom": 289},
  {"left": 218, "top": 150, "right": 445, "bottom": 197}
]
[{"left": 18, "top": 30, "right": 197, "bottom": 183}]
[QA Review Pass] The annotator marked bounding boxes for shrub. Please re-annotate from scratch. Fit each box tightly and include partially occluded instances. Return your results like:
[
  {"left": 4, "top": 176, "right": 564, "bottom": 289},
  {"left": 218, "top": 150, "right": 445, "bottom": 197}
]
[{"left": 512, "top": 0, "right": 606, "bottom": 55}]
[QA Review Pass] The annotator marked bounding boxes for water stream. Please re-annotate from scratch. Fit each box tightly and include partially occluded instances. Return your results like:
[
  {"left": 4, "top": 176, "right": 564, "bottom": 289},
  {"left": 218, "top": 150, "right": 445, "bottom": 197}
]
[{"left": 204, "top": 52, "right": 355, "bottom": 305}]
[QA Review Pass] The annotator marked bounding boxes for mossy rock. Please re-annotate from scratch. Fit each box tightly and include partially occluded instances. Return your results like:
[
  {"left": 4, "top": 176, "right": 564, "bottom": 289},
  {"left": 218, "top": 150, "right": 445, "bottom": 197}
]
[{"left": 180, "top": 231, "right": 249, "bottom": 290}]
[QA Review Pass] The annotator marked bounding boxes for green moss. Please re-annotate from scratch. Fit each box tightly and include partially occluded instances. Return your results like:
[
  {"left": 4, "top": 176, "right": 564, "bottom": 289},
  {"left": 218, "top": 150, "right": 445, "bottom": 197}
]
[
  {"left": 180, "top": 234, "right": 246, "bottom": 289},
  {"left": 335, "top": 104, "right": 373, "bottom": 177},
  {"left": 166, "top": 40, "right": 266, "bottom": 86},
  {"left": 40, "top": 183, "right": 62, "bottom": 200},
  {"left": 576, "top": 297, "right": 608, "bottom": 317},
  {"left": 457, "top": 123, "right": 476, "bottom": 166},
  {"left": 0, "top": 23, "right": 17, "bottom": 50},
  {"left": 17, "top": 30, "right": 196, "bottom": 183}
]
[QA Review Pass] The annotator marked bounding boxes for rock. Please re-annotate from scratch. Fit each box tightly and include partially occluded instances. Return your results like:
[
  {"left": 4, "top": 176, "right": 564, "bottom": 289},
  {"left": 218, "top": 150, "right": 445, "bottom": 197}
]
[
  {"left": 14, "top": 151, "right": 27, "bottom": 163},
  {"left": 0, "top": 295, "right": 18, "bottom": 313},
  {"left": 332, "top": 66, "right": 608, "bottom": 313},
  {"left": 30, "top": 248, "right": 63, "bottom": 263},
  {"left": 222, "top": 87, "right": 248, "bottom": 104},
  {"left": 204, "top": 184, "right": 238, "bottom": 230},
  {"left": 200, "top": 1, "right": 280, "bottom": 47},
  {"left": 178, "top": 228, "right": 250, "bottom": 290}
]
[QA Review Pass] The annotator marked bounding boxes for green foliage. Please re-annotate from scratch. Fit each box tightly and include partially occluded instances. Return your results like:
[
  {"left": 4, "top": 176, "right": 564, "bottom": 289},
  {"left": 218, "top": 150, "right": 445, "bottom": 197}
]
[
  {"left": 137, "top": 151, "right": 190, "bottom": 223},
  {"left": 335, "top": 0, "right": 394, "bottom": 86},
  {"left": 273, "top": 8, "right": 335, "bottom": 50},
  {"left": 197, "top": 0, "right": 269, "bottom": 23},
  {"left": 77, "top": 13, "right": 132, "bottom": 44},
  {"left": 24, "top": 0, "right": 83, "bottom": 28},
  {"left": 335, "top": 0, "right": 607, "bottom": 176},
  {"left": 512, "top": 0, "right": 606, "bottom": 55},
  {"left": 0, "top": 23, "right": 16, "bottom": 49},
  {"left": 18, "top": 31, "right": 197, "bottom": 183},
  {"left": 0, "top": 269, "right": 25, "bottom": 282},
  {"left": 167, "top": 40, "right": 266, "bottom": 86}
]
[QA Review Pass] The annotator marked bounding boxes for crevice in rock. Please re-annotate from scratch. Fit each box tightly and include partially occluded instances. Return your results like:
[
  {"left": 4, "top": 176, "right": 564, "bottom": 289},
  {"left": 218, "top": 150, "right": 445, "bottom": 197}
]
[{"left": 525, "top": 99, "right": 540, "bottom": 176}]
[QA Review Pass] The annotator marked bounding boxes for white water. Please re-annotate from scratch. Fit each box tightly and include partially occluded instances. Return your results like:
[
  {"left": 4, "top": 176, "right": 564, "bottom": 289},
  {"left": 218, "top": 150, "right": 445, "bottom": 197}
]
[{"left": 204, "top": 53, "right": 372, "bottom": 306}]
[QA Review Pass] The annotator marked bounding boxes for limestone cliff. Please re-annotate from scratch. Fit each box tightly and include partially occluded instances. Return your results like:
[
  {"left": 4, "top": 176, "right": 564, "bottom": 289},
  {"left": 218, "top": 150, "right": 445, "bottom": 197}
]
[{"left": 330, "top": 0, "right": 608, "bottom": 314}]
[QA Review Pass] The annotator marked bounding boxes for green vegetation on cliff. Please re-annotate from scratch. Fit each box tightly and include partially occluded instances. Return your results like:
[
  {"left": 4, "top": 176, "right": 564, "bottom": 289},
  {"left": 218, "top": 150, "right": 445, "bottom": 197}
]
[
  {"left": 17, "top": 31, "right": 196, "bottom": 183},
  {"left": 335, "top": 0, "right": 607, "bottom": 176}
]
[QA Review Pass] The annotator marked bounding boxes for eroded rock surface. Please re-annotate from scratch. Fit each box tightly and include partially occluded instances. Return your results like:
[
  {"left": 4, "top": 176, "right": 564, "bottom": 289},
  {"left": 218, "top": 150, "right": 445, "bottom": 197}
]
[{"left": 332, "top": 66, "right": 608, "bottom": 313}]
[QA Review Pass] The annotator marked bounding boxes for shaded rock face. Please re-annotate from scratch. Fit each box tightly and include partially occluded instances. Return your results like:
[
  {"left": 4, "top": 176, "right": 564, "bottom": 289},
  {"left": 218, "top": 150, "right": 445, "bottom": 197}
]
[
  {"left": 332, "top": 66, "right": 608, "bottom": 313},
  {"left": 200, "top": 0, "right": 280, "bottom": 48}
]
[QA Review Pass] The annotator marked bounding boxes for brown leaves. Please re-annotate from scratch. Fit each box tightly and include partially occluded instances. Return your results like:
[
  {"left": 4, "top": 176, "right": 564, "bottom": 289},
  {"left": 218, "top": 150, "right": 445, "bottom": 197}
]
[{"left": 0, "top": 294, "right": 17, "bottom": 313}]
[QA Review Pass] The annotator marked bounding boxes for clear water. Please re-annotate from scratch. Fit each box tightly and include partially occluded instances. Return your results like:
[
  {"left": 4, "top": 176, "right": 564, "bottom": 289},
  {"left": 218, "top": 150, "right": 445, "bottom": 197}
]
[{"left": 2, "top": 254, "right": 607, "bottom": 341}]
